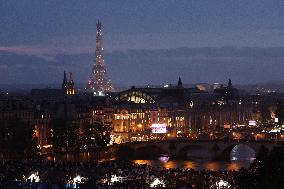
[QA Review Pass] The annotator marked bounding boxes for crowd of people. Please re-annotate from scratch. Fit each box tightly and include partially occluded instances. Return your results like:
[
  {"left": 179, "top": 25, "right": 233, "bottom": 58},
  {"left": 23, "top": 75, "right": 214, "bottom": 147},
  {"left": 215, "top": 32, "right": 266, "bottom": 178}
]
[{"left": 0, "top": 160, "right": 239, "bottom": 188}]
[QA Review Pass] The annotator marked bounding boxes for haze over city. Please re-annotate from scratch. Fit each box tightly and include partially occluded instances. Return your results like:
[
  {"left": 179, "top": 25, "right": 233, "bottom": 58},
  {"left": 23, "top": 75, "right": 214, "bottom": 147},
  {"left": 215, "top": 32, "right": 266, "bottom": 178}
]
[
  {"left": 2, "top": 1, "right": 284, "bottom": 188},
  {"left": 0, "top": 0, "right": 284, "bottom": 87}
]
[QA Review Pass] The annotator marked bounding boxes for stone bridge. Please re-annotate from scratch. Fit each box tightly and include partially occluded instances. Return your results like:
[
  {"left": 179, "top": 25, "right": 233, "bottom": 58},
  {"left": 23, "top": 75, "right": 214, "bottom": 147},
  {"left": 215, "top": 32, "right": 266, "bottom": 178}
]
[{"left": 119, "top": 140, "right": 283, "bottom": 160}]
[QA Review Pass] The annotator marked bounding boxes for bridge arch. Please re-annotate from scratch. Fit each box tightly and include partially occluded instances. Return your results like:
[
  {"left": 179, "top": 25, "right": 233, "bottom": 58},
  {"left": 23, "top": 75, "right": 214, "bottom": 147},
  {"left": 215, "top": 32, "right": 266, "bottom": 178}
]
[
  {"left": 178, "top": 144, "right": 207, "bottom": 159},
  {"left": 230, "top": 144, "right": 256, "bottom": 161},
  {"left": 220, "top": 143, "right": 256, "bottom": 161},
  {"left": 135, "top": 145, "right": 167, "bottom": 159}
]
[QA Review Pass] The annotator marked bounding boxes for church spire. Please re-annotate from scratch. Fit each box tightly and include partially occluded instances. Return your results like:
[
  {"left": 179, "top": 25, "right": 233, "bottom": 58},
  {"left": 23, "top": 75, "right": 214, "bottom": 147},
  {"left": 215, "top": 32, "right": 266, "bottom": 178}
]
[
  {"left": 62, "top": 71, "right": 75, "bottom": 95},
  {"left": 178, "top": 77, "right": 183, "bottom": 88},
  {"left": 228, "top": 79, "right": 232, "bottom": 88},
  {"left": 69, "top": 72, "right": 73, "bottom": 82},
  {"left": 64, "top": 71, "right": 67, "bottom": 81},
  {"left": 62, "top": 71, "right": 67, "bottom": 90}
]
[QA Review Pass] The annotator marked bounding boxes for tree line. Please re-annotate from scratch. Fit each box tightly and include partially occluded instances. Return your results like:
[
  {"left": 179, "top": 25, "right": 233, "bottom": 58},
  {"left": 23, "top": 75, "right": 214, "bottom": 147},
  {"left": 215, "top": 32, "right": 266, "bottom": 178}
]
[{"left": 0, "top": 118, "right": 111, "bottom": 160}]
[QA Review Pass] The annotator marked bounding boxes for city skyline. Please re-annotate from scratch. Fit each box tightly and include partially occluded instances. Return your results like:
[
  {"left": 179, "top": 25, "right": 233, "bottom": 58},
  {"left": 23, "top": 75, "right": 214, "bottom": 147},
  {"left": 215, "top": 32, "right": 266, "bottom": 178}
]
[
  {"left": 0, "top": 1, "right": 284, "bottom": 86},
  {"left": 1, "top": 1, "right": 284, "bottom": 187}
]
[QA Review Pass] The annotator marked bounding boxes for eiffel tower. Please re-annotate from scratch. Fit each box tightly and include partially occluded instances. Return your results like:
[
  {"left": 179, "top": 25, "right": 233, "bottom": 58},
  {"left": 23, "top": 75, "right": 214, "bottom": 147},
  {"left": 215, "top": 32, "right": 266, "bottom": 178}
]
[{"left": 88, "top": 20, "right": 114, "bottom": 96}]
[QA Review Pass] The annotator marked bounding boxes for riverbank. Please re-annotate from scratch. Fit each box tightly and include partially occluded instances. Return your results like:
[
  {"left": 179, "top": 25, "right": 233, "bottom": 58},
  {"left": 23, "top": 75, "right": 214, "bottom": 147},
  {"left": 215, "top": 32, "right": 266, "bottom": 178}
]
[{"left": 0, "top": 160, "right": 240, "bottom": 188}]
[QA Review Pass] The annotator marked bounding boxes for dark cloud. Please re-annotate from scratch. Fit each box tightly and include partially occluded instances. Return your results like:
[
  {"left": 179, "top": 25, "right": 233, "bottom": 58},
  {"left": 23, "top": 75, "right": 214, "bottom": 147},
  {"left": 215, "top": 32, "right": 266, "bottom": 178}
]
[
  {"left": 107, "top": 47, "right": 284, "bottom": 85},
  {"left": 0, "top": 47, "right": 284, "bottom": 86}
]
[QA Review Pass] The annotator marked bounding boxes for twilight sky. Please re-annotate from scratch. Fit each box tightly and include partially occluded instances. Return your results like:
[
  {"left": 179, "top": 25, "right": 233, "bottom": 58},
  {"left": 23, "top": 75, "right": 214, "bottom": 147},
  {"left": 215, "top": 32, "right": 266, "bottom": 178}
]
[{"left": 0, "top": 0, "right": 284, "bottom": 87}]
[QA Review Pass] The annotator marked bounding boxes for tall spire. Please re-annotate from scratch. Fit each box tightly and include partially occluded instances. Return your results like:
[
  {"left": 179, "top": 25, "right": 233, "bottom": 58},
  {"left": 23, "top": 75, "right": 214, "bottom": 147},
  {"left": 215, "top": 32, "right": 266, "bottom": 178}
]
[
  {"left": 69, "top": 72, "right": 73, "bottom": 82},
  {"left": 228, "top": 79, "right": 232, "bottom": 88},
  {"left": 178, "top": 77, "right": 183, "bottom": 88},
  {"left": 62, "top": 71, "right": 75, "bottom": 95},
  {"left": 62, "top": 71, "right": 67, "bottom": 90},
  {"left": 87, "top": 20, "right": 114, "bottom": 96}
]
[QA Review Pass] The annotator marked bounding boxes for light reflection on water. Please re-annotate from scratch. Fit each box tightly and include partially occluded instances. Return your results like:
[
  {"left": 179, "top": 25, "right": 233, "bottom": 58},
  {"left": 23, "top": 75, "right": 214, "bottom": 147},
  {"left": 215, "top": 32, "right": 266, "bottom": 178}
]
[
  {"left": 204, "top": 161, "right": 219, "bottom": 171},
  {"left": 230, "top": 144, "right": 256, "bottom": 161},
  {"left": 134, "top": 143, "right": 255, "bottom": 170},
  {"left": 183, "top": 161, "right": 196, "bottom": 169},
  {"left": 134, "top": 159, "right": 251, "bottom": 171},
  {"left": 48, "top": 143, "right": 255, "bottom": 171},
  {"left": 227, "top": 162, "right": 243, "bottom": 170}
]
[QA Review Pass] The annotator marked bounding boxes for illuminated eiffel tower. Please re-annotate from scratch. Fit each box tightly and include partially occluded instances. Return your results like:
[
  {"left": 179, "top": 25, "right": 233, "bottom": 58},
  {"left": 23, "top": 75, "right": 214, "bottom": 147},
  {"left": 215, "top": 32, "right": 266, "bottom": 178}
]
[{"left": 88, "top": 20, "right": 114, "bottom": 96}]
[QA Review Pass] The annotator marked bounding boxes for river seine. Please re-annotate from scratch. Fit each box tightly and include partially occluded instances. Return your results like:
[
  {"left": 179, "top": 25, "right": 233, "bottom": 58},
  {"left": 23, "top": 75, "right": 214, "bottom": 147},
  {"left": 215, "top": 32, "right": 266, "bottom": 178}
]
[
  {"left": 134, "top": 159, "right": 252, "bottom": 170},
  {"left": 134, "top": 143, "right": 256, "bottom": 170}
]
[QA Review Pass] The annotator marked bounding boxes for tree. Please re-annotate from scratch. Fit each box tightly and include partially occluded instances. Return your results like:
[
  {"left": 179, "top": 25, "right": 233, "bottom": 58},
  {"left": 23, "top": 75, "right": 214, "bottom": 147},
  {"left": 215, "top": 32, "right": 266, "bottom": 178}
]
[
  {"left": 263, "top": 145, "right": 284, "bottom": 188},
  {"left": 237, "top": 144, "right": 284, "bottom": 188},
  {"left": 260, "top": 104, "right": 271, "bottom": 123},
  {"left": 92, "top": 120, "right": 111, "bottom": 160},
  {"left": 81, "top": 121, "right": 95, "bottom": 150},
  {"left": 0, "top": 119, "right": 39, "bottom": 159},
  {"left": 236, "top": 168, "right": 255, "bottom": 189},
  {"left": 275, "top": 100, "right": 284, "bottom": 125},
  {"left": 52, "top": 118, "right": 80, "bottom": 161},
  {"left": 52, "top": 118, "right": 67, "bottom": 159},
  {"left": 248, "top": 145, "right": 269, "bottom": 188}
]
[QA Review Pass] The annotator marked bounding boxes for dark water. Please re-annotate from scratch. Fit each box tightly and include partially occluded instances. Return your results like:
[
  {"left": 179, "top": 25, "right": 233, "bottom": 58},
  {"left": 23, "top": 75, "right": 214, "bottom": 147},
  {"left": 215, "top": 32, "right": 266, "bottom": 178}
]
[
  {"left": 134, "top": 159, "right": 252, "bottom": 170},
  {"left": 134, "top": 144, "right": 255, "bottom": 170},
  {"left": 49, "top": 144, "right": 255, "bottom": 171},
  {"left": 48, "top": 154, "right": 252, "bottom": 170}
]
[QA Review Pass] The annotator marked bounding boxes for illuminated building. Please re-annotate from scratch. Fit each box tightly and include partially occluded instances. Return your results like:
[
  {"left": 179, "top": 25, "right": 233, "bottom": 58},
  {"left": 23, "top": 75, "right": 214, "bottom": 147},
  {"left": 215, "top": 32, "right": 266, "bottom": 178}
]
[
  {"left": 0, "top": 99, "right": 34, "bottom": 130},
  {"left": 88, "top": 20, "right": 114, "bottom": 96},
  {"left": 112, "top": 106, "right": 153, "bottom": 142},
  {"left": 112, "top": 78, "right": 192, "bottom": 139},
  {"left": 1, "top": 74, "right": 284, "bottom": 160},
  {"left": 33, "top": 113, "right": 51, "bottom": 147},
  {"left": 62, "top": 71, "right": 75, "bottom": 95},
  {"left": 91, "top": 106, "right": 114, "bottom": 126},
  {"left": 112, "top": 79, "right": 263, "bottom": 136},
  {"left": 113, "top": 108, "right": 148, "bottom": 133},
  {"left": 188, "top": 79, "right": 259, "bottom": 132}
]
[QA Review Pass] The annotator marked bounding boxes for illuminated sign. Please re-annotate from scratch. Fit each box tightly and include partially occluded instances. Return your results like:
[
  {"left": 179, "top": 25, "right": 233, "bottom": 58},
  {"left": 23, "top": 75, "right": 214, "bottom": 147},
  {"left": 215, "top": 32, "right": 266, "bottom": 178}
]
[
  {"left": 223, "top": 122, "right": 230, "bottom": 129},
  {"left": 224, "top": 124, "right": 230, "bottom": 129},
  {"left": 151, "top": 124, "right": 167, "bottom": 133},
  {"left": 249, "top": 120, "right": 256, "bottom": 126}
]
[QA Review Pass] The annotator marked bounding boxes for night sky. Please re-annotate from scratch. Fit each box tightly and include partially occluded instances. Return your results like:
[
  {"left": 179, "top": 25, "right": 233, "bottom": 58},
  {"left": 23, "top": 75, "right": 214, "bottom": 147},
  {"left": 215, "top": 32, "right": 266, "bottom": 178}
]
[{"left": 0, "top": 0, "right": 284, "bottom": 86}]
